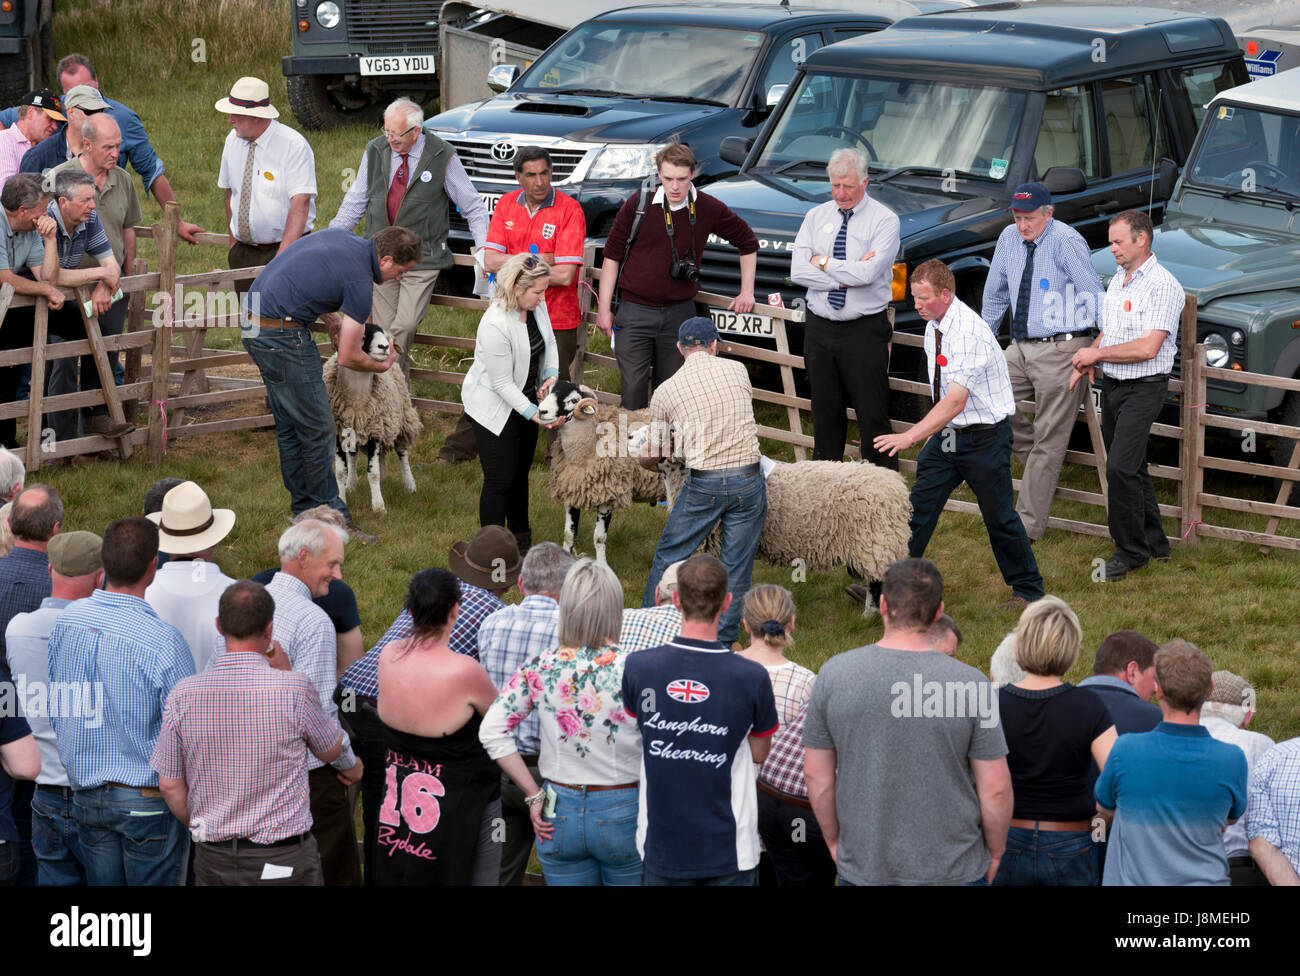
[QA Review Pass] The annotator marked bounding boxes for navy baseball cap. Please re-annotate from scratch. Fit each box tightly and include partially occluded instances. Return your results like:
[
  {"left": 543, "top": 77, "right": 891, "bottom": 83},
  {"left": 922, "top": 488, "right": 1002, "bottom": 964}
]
[
  {"left": 1008, "top": 182, "right": 1051, "bottom": 211},
  {"left": 678, "top": 316, "right": 720, "bottom": 346}
]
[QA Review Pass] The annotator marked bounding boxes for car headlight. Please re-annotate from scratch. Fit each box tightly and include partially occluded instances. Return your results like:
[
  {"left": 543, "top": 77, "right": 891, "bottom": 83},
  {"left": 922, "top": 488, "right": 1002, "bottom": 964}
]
[
  {"left": 315, "top": 2, "right": 340, "bottom": 28},
  {"left": 587, "top": 144, "right": 665, "bottom": 181},
  {"left": 1203, "top": 332, "right": 1230, "bottom": 368}
]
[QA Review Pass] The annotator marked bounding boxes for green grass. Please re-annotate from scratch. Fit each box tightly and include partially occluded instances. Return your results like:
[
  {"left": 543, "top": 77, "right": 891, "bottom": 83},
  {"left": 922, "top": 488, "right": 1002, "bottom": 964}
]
[{"left": 36, "top": 0, "right": 1300, "bottom": 744}]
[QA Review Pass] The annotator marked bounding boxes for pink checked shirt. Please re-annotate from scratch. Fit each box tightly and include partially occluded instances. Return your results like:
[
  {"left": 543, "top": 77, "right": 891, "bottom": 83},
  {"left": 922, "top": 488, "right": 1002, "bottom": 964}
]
[
  {"left": 0, "top": 125, "right": 34, "bottom": 186},
  {"left": 151, "top": 653, "right": 342, "bottom": 843}
]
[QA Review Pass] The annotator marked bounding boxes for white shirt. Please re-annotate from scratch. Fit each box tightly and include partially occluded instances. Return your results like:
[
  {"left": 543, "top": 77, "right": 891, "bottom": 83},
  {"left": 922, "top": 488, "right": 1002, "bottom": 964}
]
[
  {"left": 1098, "top": 253, "right": 1183, "bottom": 380},
  {"left": 791, "top": 195, "right": 899, "bottom": 318},
  {"left": 145, "top": 559, "right": 237, "bottom": 672},
  {"left": 1202, "top": 714, "right": 1275, "bottom": 858},
  {"left": 217, "top": 119, "right": 317, "bottom": 244},
  {"left": 925, "top": 296, "right": 1016, "bottom": 427},
  {"left": 651, "top": 183, "right": 697, "bottom": 212}
]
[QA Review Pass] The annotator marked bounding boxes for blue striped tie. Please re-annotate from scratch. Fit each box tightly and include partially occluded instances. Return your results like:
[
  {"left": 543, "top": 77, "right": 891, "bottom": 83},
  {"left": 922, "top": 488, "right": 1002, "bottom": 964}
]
[
  {"left": 827, "top": 208, "right": 853, "bottom": 311},
  {"left": 1012, "top": 239, "right": 1036, "bottom": 341}
]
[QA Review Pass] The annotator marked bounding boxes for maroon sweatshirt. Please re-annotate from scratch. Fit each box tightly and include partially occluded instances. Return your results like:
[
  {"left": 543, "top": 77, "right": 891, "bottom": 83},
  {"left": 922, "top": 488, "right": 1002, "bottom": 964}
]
[{"left": 604, "top": 188, "right": 759, "bottom": 307}]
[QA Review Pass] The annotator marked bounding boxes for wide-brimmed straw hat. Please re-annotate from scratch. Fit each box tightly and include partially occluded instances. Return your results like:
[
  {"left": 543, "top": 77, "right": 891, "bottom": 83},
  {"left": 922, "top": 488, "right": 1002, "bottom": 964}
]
[
  {"left": 146, "top": 481, "right": 236, "bottom": 554},
  {"left": 215, "top": 77, "right": 280, "bottom": 119}
]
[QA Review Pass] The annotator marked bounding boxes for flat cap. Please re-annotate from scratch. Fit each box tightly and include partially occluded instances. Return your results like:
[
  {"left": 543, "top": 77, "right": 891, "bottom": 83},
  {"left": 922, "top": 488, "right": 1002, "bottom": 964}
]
[{"left": 48, "top": 530, "right": 103, "bottom": 577}]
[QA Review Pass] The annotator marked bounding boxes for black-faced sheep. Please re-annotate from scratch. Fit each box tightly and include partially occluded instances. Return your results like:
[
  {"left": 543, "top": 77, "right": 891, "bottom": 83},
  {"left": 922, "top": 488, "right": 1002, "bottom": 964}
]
[
  {"left": 536, "top": 380, "right": 665, "bottom": 563},
  {"left": 323, "top": 323, "right": 423, "bottom": 514}
]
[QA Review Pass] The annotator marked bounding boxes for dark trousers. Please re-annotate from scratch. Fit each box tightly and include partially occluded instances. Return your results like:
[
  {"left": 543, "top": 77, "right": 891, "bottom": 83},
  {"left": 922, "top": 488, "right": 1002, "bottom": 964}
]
[
  {"left": 756, "top": 788, "right": 837, "bottom": 886},
  {"left": 614, "top": 299, "right": 695, "bottom": 410},
  {"left": 195, "top": 833, "right": 324, "bottom": 886},
  {"left": 0, "top": 305, "right": 79, "bottom": 451},
  {"left": 344, "top": 697, "right": 387, "bottom": 886},
  {"left": 1100, "top": 375, "right": 1170, "bottom": 566},
  {"left": 472, "top": 411, "right": 539, "bottom": 534},
  {"left": 308, "top": 764, "right": 361, "bottom": 886},
  {"left": 497, "top": 757, "right": 541, "bottom": 886},
  {"left": 0, "top": 305, "right": 35, "bottom": 449},
  {"left": 908, "top": 418, "right": 1044, "bottom": 600},
  {"left": 804, "top": 310, "right": 897, "bottom": 469},
  {"left": 228, "top": 240, "right": 280, "bottom": 273}
]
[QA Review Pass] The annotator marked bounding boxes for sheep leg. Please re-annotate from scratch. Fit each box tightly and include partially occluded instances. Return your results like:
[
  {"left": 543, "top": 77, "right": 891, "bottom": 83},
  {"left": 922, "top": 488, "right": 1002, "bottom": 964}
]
[
  {"left": 341, "top": 427, "right": 359, "bottom": 491},
  {"left": 594, "top": 505, "right": 612, "bottom": 565},
  {"left": 563, "top": 507, "right": 580, "bottom": 555},
  {"left": 397, "top": 439, "right": 416, "bottom": 493},
  {"left": 367, "top": 440, "right": 386, "bottom": 514},
  {"left": 334, "top": 436, "right": 349, "bottom": 502}
]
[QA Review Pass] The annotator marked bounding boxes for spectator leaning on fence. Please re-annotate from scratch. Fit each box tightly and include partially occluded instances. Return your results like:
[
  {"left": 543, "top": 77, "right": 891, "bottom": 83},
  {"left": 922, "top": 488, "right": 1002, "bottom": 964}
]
[
  {"left": 49, "top": 113, "right": 142, "bottom": 442},
  {"left": 216, "top": 77, "right": 316, "bottom": 273},
  {"left": 0, "top": 174, "right": 62, "bottom": 449},
  {"left": 1071, "top": 209, "right": 1183, "bottom": 582},
  {"left": 982, "top": 182, "right": 1106, "bottom": 543},
  {"left": 0, "top": 90, "right": 62, "bottom": 185}
]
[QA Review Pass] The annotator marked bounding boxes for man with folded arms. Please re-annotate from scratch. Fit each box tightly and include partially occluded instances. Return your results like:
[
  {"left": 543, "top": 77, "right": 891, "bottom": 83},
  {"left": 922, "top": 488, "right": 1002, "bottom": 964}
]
[{"left": 153, "top": 580, "right": 345, "bottom": 885}]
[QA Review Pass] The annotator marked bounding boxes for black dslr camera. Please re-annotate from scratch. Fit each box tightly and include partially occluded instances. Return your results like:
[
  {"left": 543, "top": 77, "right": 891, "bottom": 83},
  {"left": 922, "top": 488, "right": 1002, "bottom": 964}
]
[{"left": 669, "top": 253, "right": 699, "bottom": 282}]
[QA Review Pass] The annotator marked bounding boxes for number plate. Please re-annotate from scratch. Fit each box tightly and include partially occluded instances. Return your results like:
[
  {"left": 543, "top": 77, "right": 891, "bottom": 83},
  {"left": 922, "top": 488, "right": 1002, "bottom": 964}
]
[
  {"left": 359, "top": 55, "right": 435, "bottom": 77},
  {"left": 481, "top": 193, "right": 502, "bottom": 215},
  {"left": 710, "top": 309, "right": 774, "bottom": 337}
]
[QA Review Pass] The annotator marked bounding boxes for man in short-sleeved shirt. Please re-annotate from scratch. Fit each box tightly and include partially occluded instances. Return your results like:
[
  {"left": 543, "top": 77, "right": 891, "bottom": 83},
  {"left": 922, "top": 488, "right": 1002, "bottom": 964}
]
[
  {"left": 622, "top": 554, "right": 779, "bottom": 885},
  {"left": 804, "top": 557, "right": 1011, "bottom": 885}
]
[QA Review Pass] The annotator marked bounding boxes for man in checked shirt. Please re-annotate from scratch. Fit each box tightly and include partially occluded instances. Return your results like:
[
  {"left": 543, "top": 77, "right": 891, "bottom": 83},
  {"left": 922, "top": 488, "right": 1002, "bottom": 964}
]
[
  {"left": 875, "top": 260, "right": 1043, "bottom": 610},
  {"left": 1070, "top": 210, "right": 1182, "bottom": 581}
]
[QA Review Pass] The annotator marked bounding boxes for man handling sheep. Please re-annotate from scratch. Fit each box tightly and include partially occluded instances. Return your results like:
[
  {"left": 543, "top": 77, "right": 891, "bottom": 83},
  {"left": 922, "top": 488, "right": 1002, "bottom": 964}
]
[
  {"left": 242, "top": 226, "right": 420, "bottom": 543},
  {"left": 638, "top": 317, "right": 764, "bottom": 647}
]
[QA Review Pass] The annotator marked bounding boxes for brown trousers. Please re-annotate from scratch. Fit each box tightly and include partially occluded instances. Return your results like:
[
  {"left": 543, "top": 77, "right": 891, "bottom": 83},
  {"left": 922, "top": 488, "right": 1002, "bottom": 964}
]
[{"left": 195, "top": 833, "right": 324, "bottom": 886}]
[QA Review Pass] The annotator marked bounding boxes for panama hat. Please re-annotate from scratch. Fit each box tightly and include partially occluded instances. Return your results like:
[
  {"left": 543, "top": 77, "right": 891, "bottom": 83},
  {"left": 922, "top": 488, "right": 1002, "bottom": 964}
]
[
  {"left": 215, "top": 77, "right": 280, "bottom": 119},
  {"left": 146, "top": 481, "right": 237, "bottom": 554}
]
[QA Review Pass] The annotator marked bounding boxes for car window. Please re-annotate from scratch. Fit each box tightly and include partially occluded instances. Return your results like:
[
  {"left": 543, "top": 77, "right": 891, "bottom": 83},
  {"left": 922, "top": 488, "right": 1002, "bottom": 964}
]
[
  {"left": 1100, "top": 76, "right": 1169, "bottom": 173},
  {"left": 1188, "top": 104, "right": 1300, "bottom": 200},
  {"left": 1035, "top": 86, "right": 1100, "bottom": 179},
  {"left": 1180, "top": 62, "right": 1245, "bottom": 129},
  {"left": 761, "top": 32, "right": 825, "bottom": 102}
]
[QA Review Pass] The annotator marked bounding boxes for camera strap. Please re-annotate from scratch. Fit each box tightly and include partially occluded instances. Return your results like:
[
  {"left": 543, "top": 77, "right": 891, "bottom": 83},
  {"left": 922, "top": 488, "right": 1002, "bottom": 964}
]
[{"left": 662, "top": 194, "right": 697, "bottom": 264}]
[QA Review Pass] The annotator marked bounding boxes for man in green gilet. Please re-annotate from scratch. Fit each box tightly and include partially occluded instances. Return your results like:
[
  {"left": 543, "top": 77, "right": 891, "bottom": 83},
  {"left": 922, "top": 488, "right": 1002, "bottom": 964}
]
[{"left": 329, "top": 97, "right": 489, "bottom": 382}]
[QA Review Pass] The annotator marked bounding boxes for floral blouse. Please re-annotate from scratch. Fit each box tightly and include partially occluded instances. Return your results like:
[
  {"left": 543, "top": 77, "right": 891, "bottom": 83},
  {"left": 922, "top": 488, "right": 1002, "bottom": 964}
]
[{"left": 479, "top": 643, "right": 644, "bottom": 786}]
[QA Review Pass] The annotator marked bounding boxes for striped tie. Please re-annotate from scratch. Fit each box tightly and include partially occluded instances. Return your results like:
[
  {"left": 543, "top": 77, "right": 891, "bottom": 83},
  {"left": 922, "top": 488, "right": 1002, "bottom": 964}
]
[
  {"left": 827, "top": 208, "right": 853, "bottom": 311},
  {"left": 1011, "top": 239, "right": 1036, "bottom": 341}
]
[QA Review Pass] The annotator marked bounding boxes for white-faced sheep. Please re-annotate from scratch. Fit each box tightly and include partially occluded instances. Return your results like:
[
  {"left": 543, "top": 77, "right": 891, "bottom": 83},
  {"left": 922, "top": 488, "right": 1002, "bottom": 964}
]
[
  {"left": 536, "top": 380, "right": 665, "bottom": 563},
  {"left": 323, "top": 323, "right": 423, "bottom": 514}
]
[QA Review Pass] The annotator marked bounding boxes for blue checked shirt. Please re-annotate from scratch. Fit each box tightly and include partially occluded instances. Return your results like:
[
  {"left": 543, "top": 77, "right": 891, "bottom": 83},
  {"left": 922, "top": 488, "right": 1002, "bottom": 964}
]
[
  {"left": 476, "top": 595, "right": 560, "bottom": 756},
  {"left": 0, "top": 546, "right": 53, "bottom": 684},
  {"left": 618, "top": 605, "right": 682, "bottom": 654},
  {"left": 339, "top": 582, "right": 505, "bottom": 699},
  {"left": 47, "top": 590, "right": 196, "bottom": 789},
  {"left": 262, "top": 573, "right": 356, "bottom": 772},
  {"left": 1098, "top": 254, "right": 1184, "bottom": 380},
  {"left": 1247, "top": 737, "right": 1300, "bottom": 874},
  {"left": 982, "top": 219, "right": 1105, "bottom": 338},
  {"left": 47, "top": 199, "right": 113, "bottom": 270},
  {"left": 926, "top": 296, "right": 1016, "bottom": 428}
]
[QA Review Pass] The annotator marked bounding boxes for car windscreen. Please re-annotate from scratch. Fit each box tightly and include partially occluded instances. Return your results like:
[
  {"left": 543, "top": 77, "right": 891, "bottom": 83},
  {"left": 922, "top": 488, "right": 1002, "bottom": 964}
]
[
  {"left": 1186, "top": 104, "right": 1300, "bottom": 201},
  {"left": 753, "top": 73, "right": 1028, "bottom": 184},
  {"left": 517, "top": 22, "right": 766, "bottom": 105}
]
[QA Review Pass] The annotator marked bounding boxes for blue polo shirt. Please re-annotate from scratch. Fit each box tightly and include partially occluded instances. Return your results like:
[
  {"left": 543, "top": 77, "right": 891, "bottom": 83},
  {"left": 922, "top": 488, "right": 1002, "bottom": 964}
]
[
  {"left": 621, "top": 636, "right": 779, "bottom": 879},
  {"left": 46, "top": 199, "right": 112, "bottom": 269},
  {"left": 245, "top": 228, "right": 380, "bottom": 324},
  {"left": 1095, "top": 721, "right": 1247, "bottom": 886},
  {"left": 0, "top": 209, "right": 44, "bottom": 276}
]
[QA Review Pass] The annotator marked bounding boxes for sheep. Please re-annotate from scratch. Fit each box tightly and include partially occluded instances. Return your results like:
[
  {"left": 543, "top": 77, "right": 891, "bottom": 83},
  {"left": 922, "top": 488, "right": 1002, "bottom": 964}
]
[
  {"left": 322, "top": 323, "right": 423, "bottom": 514},
  {"left": 659, "top": 450, "right": 912, "bottom": 585},
  {"left": 536, "top": 380, "right": 665, "bottom": 563}
]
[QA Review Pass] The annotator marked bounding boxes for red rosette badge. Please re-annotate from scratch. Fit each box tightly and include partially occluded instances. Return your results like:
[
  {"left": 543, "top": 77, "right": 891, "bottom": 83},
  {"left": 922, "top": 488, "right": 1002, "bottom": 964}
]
[{"left": 935, "top": 354, "right": 948, "bottom": 367}]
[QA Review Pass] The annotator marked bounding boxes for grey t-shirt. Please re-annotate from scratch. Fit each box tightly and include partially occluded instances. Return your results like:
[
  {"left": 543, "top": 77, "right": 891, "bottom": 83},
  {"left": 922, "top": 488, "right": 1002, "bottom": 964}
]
[{"left": 804, "top": 644, "right": 1008, "bottom": 885}]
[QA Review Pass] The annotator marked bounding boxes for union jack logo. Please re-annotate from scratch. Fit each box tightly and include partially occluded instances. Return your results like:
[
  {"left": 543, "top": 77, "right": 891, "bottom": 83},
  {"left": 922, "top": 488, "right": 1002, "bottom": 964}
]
[{"left": 666, "top": 679, "right": 710, "bottom": 703}]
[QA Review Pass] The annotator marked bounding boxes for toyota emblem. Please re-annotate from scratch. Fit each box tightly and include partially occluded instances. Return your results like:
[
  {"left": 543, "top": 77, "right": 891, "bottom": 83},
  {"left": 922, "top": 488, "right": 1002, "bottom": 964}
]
[{"left": 491, "top": 140, "right": 517, "bottom": 162}]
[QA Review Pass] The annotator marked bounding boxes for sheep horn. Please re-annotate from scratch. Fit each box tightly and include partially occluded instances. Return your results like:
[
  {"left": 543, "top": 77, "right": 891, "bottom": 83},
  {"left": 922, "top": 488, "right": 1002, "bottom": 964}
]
[{"left": 574, "top": 397, "right": 598, "bottom": 416}]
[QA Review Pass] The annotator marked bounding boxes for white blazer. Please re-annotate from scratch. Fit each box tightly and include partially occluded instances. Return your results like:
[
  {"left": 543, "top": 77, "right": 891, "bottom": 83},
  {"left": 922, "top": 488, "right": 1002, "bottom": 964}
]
[{"left": 461, "top": 298, "right": 559, "bottom": 436}]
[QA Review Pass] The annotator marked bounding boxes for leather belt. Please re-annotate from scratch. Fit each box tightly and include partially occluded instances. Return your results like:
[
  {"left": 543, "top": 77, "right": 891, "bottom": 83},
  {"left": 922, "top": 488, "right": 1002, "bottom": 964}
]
[
  {"left": 36, "top": 784, "right": 74, "bottom": 797},
  {"left": 548, "top": 781, "right": 637, "bottom": 793},
  {"left": 1108, "top": 373, "right": 1170, "bottom": 385},
  {"left": 1010, "top": 817, "right": 1093, "bottom": 832},
  {"left": 201, "top": 831, "right": 313, "bottom": 850},
  {"left": 1021, "top": 330, "right": 1097, "bottom": 343},
  {"left": 246, "top": 314, "right": 305, "bottom": 330},
  {"left": 687, "top": 461, "right": 760, "bottom": 479},
  {"left": 235, "top": 240, "right": 280, "bottom": 251},
  {"left": 102, "top": 781, "right": 164, "bottom": 798},
  {"left": 756, "top": 779, "right": 812, "bottom": 809}
]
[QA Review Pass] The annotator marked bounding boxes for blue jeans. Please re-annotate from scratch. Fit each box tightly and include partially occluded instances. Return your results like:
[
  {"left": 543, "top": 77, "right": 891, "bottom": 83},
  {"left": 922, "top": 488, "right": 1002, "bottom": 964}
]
[
  {"left": 73, "top": 786, "right": 189, "bottom": 886},
  {"left": 536, "top": 783, "right": 641, "bottom": 886},
  {"left": 31, "top": 786, "right": 86, "bottom": 886},
  {"left": 642, "top": 466, "right": 766, "bottom": 645},
  {"left": 242, "top": 322, "right": 351, "bottom": 521},
  {"left": 907, "top": 419, "right": 1043, "bottom": 600},
  {"left": 642, "top": 865, "right": 759, "bottom": 886},
  {"left": 992, "top": 826, "right": 1097, "bottom": 886}
]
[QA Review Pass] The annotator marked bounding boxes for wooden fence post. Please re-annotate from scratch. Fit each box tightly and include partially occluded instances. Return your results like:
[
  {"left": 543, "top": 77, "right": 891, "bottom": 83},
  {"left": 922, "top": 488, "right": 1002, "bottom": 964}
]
[
  {"left": 25, "top": 297, "right": 49, "bottom": 472},
  {"left": 149, "top": 202, "right": 180, "bottom": 463},
  {"left": 1177, "top": 295, "right": 1200, "bottom": 546}
]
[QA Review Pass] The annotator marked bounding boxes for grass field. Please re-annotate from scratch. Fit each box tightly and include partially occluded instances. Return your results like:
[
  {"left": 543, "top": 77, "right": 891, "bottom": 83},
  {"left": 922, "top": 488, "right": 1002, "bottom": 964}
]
[{"left": 28, "top": 0, "right": 1300, "bottom": 742}]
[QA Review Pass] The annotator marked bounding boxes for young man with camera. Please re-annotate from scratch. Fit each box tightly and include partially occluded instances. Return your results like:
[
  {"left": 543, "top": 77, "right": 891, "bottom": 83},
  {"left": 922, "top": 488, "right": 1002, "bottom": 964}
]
[{"left": 596, "top": 143, "right": 759, "bottom": 410}]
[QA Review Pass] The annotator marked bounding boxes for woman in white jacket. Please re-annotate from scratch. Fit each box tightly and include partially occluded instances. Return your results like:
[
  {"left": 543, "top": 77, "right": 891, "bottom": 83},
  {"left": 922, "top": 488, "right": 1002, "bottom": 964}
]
[{"left": 461, "top": 254, "right": 564, "bottom": 550}]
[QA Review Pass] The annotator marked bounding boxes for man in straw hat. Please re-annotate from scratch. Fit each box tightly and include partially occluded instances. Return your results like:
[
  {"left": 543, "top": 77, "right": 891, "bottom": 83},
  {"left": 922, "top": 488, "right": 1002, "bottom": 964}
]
[
  {"left": 5, "top": 530, "right": 103, "bottom": 886},
  {"left": 216, "top": 76, "right": 317, "bottom": 272},
  {"left": 144, "top": 481, "right": 238, "bottom": 672},
  {"left": 338, "top": 524, "right": 520, "bottom": 883}
]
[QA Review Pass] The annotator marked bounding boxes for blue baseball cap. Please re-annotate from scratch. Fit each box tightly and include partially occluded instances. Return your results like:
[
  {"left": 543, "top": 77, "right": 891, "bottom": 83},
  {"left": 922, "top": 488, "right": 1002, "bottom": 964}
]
[
  {"left": 1008, "top": 181, "right": 1051, "bottom": 211},
  {"left": 678, "top": 316, "right": 720, "bottom": 347}
]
